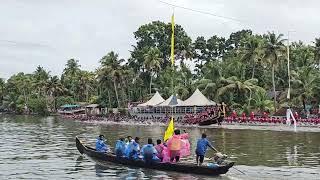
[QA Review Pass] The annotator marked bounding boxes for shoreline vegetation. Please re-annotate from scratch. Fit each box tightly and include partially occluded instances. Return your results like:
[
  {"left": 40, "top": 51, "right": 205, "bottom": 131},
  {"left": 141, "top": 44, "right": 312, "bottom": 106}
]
[
  {"left": 0, "top": 21, "right": 320, "bottom": 116},
  {"left": 62, "top": 114, "right": 320, "bottom": 132}
]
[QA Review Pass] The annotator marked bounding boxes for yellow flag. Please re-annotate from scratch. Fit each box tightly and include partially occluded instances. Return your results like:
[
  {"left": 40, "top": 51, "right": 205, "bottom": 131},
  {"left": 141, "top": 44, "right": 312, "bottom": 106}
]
[
  {"left": 164, "top": 117, "right": 174, "bottom": 142},
  {"left": 170, "top": 13, "right": 175, "bottom": 66}
]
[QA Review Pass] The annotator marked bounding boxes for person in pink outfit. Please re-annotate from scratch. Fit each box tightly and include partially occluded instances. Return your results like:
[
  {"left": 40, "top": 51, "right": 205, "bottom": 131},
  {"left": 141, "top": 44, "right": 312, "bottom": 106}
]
[
  {"left": 250, "top": 111, "right": 255, "bottom": 122},
  {"left": 241, "top": 112, "right": 246, "bottom": 123},
  {"left": 154, "top": 139, "right": 165, "bottom": 162},
  {"left": 166, "top": 129, "right": 190, "bottom": 163},
  {"left": 231, "top": 110, "right": 237, "bottom": 122}
]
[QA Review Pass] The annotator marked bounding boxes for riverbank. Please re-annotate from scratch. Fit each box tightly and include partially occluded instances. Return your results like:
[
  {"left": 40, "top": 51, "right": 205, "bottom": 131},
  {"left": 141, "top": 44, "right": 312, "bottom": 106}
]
[
  {"left": 2, "top": 113, "right": 319, "bottom": 132},
  {"left": 0, "top": 111, "right": 59, "bottom": 116},
  {"left": 203, "top": 123, "right": 320, "bottom": 133},
  {"left": 63, "top": 116, "right": 320, "bottom": 133}
]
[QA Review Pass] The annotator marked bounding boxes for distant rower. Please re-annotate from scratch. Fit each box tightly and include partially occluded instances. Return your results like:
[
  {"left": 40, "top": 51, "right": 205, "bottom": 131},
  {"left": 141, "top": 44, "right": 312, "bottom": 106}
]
[{"left": 96, "top": 135, "right": 109, "bottom": 153}]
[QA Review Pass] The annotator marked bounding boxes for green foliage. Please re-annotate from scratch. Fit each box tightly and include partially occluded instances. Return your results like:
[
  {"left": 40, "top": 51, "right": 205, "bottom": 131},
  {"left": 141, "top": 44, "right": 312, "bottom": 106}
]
[
  {"left": 129, "top": 21, "right": 192, "bottom": 73},
  {"left": 28, "top": 98, "right": 49, "bottom": 115},
  {"left": 0, "top": 78, "right": 4, "bottom": 106},
  {"left": 56, "top": 96, "right": 75, "bottom": 108},
  {"left": 1, "top": 21, "right": 320, "bottom": 115},
  {"left": 250, "top": 89, "right": 274, "bottom": 113},
  {"left": 144, "top": 47, "right": 163, "bottom": 94}
]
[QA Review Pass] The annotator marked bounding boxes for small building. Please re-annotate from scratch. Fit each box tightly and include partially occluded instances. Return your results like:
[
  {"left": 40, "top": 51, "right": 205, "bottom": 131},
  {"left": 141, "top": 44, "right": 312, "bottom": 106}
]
[{"left": 85, "top": 104, "right": 105, "bottom": 116}]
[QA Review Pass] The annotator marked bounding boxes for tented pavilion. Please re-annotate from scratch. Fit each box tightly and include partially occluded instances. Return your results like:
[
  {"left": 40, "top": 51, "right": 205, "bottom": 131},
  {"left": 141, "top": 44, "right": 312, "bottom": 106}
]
[
  {"left": 180, "top": 88, "right": 217, "bottom": 113},
  {"left": 135, "top": 91, "right": 165, "bottom": 114},
  {"left": 168, "top": 88, "right": 217, "bottom": 114},
  {"left": 154, "top": 94, "right": 184, "bottom": 114},
  {"left": 133, "top": 89, "right": 218, "bottom": 116},
  {"left": 137, "top": 91, "right": 165, "bottom": 107}
]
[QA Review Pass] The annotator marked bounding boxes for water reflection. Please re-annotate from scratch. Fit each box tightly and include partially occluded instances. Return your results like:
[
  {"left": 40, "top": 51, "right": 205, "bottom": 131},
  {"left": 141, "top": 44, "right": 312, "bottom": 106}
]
[
  {"left": 94, "top": 164, "right": 106, "bottom": 177},
  {"left": 0, "top": 115, "right": 319, "bottom": 180},
  {"left": 286, "top": 145, "right": 299, "bottom": 166},
  {"left": 93, "top": 162, "right": 225, "bottom": 180},
  {"left": 74, "top": 156, "right": 84, "bottom": 171}
]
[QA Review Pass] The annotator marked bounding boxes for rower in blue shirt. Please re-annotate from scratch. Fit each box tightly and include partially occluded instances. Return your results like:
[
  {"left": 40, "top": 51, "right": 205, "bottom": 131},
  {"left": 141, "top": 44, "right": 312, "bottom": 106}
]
[
  {"left": 96, "top": 135, "right": 109, "bottom": 153},
  {"left": 140, "top": 138, "right": 159, "bottom": 163},
  {"left": 115, "top": 137, "right": 126, "bottom": 157},
  {"left": 126, "top": 137, "right": 140, "bottom": 160},
  {"left": 195, "top": 133, "right": 218, "bottom": 166}
]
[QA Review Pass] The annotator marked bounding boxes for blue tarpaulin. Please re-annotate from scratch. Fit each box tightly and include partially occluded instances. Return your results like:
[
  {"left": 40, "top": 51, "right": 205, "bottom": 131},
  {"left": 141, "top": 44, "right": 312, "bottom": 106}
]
[{"left": 60, "top": 104, "right": 80, "bottom": 108}]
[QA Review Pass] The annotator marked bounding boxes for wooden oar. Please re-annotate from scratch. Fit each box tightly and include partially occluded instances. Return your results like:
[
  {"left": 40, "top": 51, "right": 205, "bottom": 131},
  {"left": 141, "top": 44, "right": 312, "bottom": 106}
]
[
  {"left": 232, "top": 166, "right": 245, "bottom": 175},
  {"left": 210, "top": 147, "right": 246, "bottom": 175}
]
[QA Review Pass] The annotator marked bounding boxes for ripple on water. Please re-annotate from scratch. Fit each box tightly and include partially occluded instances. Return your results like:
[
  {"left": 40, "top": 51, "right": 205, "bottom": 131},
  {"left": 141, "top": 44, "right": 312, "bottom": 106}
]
[{"left": 0, "top": 115, "right": 319, "bottom": 180}]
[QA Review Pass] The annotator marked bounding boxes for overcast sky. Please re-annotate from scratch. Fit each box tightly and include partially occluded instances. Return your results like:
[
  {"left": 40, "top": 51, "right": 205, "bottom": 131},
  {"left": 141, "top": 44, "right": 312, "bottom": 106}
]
[{"left": 1, "top": 0, "right": 320, "bottom": 79}]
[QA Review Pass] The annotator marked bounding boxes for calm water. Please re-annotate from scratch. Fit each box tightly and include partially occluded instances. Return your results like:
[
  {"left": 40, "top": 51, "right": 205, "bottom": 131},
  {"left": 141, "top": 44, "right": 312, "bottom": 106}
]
[{"left": 0, "top": 115, "right": 319, "bottom": 180}]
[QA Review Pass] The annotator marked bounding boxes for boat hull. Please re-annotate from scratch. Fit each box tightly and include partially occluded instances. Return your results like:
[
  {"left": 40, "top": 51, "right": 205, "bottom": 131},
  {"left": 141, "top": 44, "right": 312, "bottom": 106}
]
[{"left": 199, "top": 116, "right": 223, "bottom": 126}]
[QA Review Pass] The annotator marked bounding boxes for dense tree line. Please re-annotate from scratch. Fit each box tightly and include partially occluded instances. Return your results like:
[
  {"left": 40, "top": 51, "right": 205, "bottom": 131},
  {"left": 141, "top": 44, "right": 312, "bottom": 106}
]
[{"left": 1, "top": 21, "right": 320, "bottom": 115}]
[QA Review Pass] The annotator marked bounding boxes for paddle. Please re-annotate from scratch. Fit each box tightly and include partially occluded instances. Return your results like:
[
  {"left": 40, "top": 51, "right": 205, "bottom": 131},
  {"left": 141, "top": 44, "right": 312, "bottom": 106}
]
[
  {"left": 232, "top": 166, "right": 245, "bottom": 175},
  {"left": 209, "top": 147, "right": 246, "bottom": 175}
]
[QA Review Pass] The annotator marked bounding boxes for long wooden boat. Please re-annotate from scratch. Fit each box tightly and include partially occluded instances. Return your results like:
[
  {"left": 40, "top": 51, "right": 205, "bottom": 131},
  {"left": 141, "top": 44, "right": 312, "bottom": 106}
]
[
  {"left": 76, "top": 137, "right": 234, "bottom": 176},
  {"left": 198, "top": 116, "right": 223, "bottom": 126}
]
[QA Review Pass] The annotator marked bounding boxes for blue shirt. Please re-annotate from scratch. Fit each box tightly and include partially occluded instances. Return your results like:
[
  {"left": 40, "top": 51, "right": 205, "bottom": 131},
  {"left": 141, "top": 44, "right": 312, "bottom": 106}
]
[
  {"left": 141, "top": 144, "right": 156, "bottom": 157},
  {"left": 115, "top": 140, "right": 126, "bottom": 156},
  {"left": 196, "top": 138, "right": 214, "bottom": 156},
  {"left": 125, "top": 141, "right": 140, "bottom": 159},
  {"left": 141, "top": 144, "right": 160, "bottom": 162},
  {"left": 96, "top": 138, "right": 108, "bottom": 152}
]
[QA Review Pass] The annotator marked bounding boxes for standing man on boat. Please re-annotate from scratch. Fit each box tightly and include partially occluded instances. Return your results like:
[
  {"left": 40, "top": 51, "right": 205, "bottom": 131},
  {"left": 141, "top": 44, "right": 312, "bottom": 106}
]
[
  {"left": 195, "top": 133, "right": 218, "bottom": 166},
  {"left": 96, "top": 135, "right": 109, "bottom": 153},
  {"left": 167, "top": 129, "right": 189, "bottom": 162}
]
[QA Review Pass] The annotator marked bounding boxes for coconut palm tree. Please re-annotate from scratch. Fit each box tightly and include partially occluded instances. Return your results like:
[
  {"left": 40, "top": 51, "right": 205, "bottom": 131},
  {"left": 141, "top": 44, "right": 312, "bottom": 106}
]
[
  {"left": 77, "top": 71, "right": 96, "bottom": 102},
  {"left": 33, "top": 66, "right": 50, "bottom": 99},
  {"left": 251, "top": 89, "right": 274, "bottom": 113},
  {"left": 195, "top": 78, "right": 217, "bottom": 100},
  {"left": 144, "top": 47, "right": 163, "bottom": 94},
  {"left": 217, "top": 76, "right": 262, "bottom": 107},
  {"left": 241, "top": 36, "right": 262, "bottom": 79},
  {"left": 46, "top": 76, "right": 65, "bottom": 111},
  {"left": 313, "top": 38, "right": 320, "bottom": 70},
  {"left": 61, "top": 59, "right": 81, "bottom": 101},
  {"left": 290, "top": 66, "right": 320, "bottom": 109},
  {"left": 200, "top": 61, "right": 222, "bottom": 82},
  {"left": 98, "top": 51, "right": 124, "bottom": 108},
  {"left": 263, "top": 32, "right": 286, "bottom": 112}
]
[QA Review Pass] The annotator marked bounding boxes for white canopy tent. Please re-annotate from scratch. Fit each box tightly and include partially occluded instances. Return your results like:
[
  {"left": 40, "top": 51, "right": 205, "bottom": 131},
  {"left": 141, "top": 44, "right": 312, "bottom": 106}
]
[
  {"left": 137, "top": 91, "right": 165, "bottom": 107},
  {"left": 181, "top": 89, "right": 216, "bottom": 106},
  {"left": 132, "top": 89, "right": 219, "bottom": 116},
  {"left": 157, "top": 94, "right": 184, "bottom": 106}
]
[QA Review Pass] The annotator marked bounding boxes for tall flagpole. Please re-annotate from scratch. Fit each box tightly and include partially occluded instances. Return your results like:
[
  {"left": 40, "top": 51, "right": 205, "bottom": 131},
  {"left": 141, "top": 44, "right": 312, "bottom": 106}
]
[
  {"left": 287, "top": 31, "right": 291, "bottom": 100},
  {"left": 170, "top": 9, "right": 175, "bottom": 119},
  {"left": 171, "top": 9, "right": 175, "bottom": 96},
  {"left": 287, "top": 31, "right": 296, "bottom": 100},
  {"left": 164, "top": 9, "right": 176, "bottom": 142},
  {"left": 286, "top": 31, "right": 297, "bottom": 132}
]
